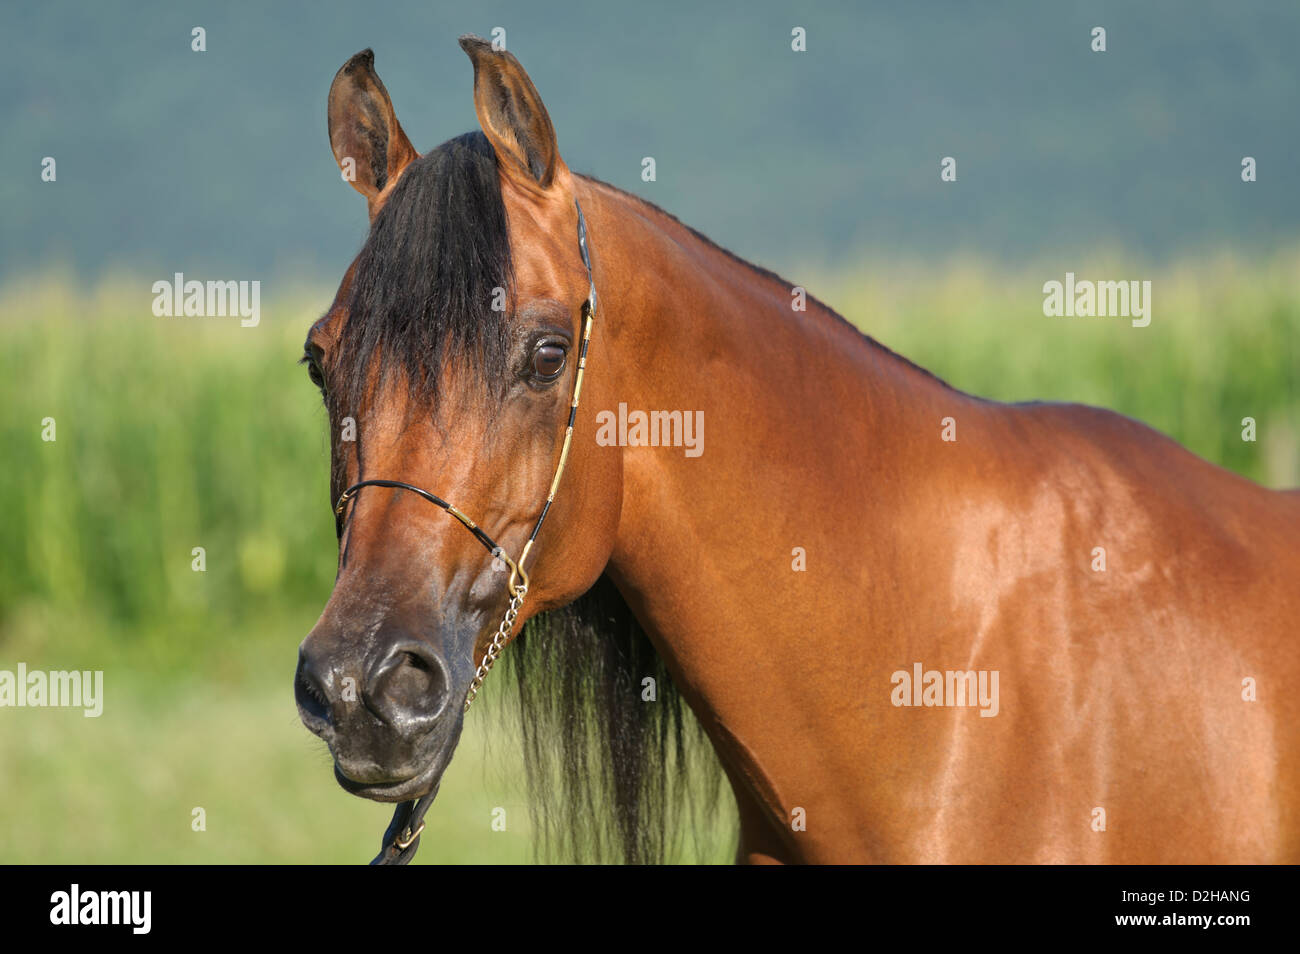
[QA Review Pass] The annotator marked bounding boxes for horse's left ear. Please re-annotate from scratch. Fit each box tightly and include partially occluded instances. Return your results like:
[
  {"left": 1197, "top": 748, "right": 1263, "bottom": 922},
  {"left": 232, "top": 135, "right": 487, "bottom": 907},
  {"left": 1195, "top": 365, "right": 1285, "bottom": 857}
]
[
  {"left": 327, "top": 48, "right": 420, "bottom": 218},
  {"left": 459, "top": 35, "right": 563, "bottom": 192}
]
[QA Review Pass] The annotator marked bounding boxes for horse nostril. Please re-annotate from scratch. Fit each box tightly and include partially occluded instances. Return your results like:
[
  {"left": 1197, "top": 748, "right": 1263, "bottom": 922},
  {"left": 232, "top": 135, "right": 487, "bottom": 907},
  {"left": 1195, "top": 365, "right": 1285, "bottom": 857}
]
[
  {"left": 367, "top": 643, "right": 451, "bottom": 728},
  {"left": 295, "top": 650, "right": 332, "bottom": 726}
]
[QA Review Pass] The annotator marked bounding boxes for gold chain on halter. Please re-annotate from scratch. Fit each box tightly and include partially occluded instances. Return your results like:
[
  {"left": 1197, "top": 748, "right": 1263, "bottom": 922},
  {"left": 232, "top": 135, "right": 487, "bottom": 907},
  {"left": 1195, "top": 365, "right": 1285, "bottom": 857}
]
[{"left": 463, "top": 582, "right": 528, "bottom": 711}]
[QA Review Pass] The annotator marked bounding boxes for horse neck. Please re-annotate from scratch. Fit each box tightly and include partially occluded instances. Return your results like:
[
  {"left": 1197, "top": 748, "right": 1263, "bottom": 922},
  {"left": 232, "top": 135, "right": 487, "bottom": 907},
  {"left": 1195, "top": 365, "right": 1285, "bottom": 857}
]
[{"left": 576, "top": 178, "right": 966, "bottom": 800}]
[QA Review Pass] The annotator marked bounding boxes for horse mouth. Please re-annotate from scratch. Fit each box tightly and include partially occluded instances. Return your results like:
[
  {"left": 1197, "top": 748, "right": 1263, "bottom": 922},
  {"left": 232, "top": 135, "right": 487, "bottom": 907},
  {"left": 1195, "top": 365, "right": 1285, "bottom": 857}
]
[{"left": 332, "top": 750, "right": 448, "bottom": 802}]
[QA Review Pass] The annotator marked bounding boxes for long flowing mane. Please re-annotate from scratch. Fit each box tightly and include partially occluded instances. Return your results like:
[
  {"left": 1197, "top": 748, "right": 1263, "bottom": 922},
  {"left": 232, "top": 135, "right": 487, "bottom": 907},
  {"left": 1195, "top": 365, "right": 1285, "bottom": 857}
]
[{"left": 506, "top": 576, "right": 726, "bottom": 864}]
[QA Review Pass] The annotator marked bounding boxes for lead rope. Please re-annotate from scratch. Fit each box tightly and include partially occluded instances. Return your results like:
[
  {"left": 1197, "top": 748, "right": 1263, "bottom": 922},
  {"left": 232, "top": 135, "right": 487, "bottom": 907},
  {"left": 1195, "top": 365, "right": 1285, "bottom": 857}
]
[{"left": 371, "top": 198, "right": 597, "bottom": 865}]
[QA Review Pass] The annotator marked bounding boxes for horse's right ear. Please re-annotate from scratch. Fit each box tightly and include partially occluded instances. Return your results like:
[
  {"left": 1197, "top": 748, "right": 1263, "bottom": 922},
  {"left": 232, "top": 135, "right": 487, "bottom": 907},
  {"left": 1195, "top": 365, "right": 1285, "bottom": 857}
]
[
  {"left": 327, "top": 49, "right": 419, "bottom": 219},
  {"left": 458, "top": 34, "right": 561, "bottom": 193}
]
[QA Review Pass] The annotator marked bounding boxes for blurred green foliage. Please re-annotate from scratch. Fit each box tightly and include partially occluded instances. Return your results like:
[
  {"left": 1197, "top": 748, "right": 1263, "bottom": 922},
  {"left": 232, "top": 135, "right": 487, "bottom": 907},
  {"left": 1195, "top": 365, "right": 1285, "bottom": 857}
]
[
  {"left": 4, "top": 1, "right": 1300, "bottom": 279},
  {"left": 0, "top": 274, "right": 335, "bottom": 678}
]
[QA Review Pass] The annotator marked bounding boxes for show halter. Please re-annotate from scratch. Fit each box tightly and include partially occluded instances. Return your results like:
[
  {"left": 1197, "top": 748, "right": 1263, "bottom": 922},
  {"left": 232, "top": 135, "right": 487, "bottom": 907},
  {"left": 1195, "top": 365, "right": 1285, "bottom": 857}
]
[{"left": 331, "top": 199, "right": 598, "bottom": 864}]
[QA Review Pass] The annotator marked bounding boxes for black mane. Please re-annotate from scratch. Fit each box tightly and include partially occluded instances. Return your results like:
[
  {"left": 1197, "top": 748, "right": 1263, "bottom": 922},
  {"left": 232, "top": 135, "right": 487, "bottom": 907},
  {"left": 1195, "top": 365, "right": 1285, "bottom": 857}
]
[
  {"left": 505, "top": 576, "right": 726, "bottom": 864},
  {"left": 335, "top": 131, "right": 513, "bottom": 419}
]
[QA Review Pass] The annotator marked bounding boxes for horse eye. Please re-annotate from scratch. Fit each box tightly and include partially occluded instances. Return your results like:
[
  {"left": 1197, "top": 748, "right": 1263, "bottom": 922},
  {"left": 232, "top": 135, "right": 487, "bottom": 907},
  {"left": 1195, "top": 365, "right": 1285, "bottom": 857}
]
[
  {"left": 532, "top": 344, "right": 566, "bottom": 379},
  {"left": 306, "top": 359, "right": 324, "bottom": 388}
]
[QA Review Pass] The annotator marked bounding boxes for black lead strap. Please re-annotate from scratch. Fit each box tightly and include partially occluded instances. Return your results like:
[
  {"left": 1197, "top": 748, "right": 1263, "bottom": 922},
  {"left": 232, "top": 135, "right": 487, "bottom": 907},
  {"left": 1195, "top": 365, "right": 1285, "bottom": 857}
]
[{"left": 370, "top": 790, "right": 437, "bottom": 865}]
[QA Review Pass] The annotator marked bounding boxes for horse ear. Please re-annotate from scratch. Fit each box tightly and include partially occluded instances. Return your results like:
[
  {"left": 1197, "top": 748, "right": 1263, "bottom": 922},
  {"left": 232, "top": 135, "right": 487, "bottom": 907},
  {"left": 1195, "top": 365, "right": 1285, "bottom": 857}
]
[
  {"left": 458, "top": 35, "right": 561, "bottom": 191},
  {"left": 327, "top": 49, "right": 419, "bottom": 217}
]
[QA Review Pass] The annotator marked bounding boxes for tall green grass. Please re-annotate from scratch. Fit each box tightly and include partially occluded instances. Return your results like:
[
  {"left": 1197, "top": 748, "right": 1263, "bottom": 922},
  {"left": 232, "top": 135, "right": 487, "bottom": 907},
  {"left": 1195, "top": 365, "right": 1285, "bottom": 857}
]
[
  {"left": 1, "top": 251, "right": 1296, "bottom": 862},
  {"left": 0, "top": 273, "right": 335, "bottom": 678}
]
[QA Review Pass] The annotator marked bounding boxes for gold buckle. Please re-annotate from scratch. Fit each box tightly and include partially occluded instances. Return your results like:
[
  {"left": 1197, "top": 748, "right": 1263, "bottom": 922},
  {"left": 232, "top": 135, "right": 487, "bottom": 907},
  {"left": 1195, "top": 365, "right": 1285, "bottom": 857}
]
[
  {"left": 507, "top": 539, "right": 535, "bottom": 598},
  {"left": 333, "top": 489, "right": 354, "bottom": 517},
  {"left": 506, "top": 558, "right": 530, "bottom": 599},
  {"left": 394, "top": 820, "right": 425, "bottom": 850}
]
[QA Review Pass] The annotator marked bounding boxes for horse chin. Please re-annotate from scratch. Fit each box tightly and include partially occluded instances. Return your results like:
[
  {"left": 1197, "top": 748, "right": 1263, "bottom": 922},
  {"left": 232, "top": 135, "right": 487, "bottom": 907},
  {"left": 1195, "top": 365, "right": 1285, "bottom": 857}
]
[{"left": 332, "top": 737, "right": 458, "bottom": 803}]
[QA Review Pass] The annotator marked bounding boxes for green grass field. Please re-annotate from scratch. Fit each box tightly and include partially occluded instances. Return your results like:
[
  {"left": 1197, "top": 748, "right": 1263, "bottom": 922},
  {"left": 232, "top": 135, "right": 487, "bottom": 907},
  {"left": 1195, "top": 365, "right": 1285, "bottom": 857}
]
[{"left": 2, "top": 250, "right": 1296, "bottom": 862}]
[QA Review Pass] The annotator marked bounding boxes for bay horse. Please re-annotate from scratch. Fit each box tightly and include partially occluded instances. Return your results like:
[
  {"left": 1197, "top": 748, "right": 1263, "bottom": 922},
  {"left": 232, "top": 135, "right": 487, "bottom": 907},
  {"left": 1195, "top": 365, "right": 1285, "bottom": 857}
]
[{"left": 296, "top": 36, "right": 1300, "bottom": 864}]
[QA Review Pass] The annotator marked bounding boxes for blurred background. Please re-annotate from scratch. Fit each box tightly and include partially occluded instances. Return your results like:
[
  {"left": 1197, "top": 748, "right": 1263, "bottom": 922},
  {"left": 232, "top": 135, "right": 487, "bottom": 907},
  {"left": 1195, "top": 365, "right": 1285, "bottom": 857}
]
[{"left": 1, "top": 0, "right": 1297, "bottom": 862}]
